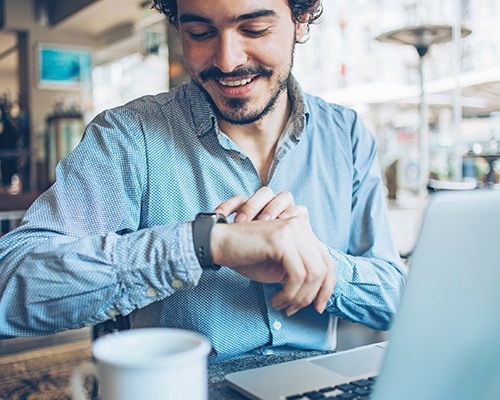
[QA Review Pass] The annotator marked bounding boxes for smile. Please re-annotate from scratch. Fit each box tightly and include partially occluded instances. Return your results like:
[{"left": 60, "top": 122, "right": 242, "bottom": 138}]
[{"left": 217, "top": 76, "right": 255, "bottom": 87}]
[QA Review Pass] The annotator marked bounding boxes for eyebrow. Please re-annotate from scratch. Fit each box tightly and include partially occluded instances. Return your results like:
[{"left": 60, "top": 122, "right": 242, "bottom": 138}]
[{"left": 179, "top": 9, "right": 278, "bottom": 25}]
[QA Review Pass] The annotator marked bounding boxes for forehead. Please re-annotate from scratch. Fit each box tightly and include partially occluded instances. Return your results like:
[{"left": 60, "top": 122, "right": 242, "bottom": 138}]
[{"left": 176, "top": 0, "right": 292, "bottom": 23}]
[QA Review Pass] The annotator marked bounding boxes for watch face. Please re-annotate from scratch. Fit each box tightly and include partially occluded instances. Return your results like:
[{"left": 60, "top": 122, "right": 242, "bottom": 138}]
[
  {"left": 197, "top": 213, "right": 227, "bottom": 223},
  {"left": 198, "top": 213, "right": 217, "bottom": 219}
]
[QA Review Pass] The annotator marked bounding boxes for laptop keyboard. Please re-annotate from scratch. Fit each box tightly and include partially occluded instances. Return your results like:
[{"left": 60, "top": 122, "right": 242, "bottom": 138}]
[{"left": 285, "top": 376, "right": 377, "bottom": 399}]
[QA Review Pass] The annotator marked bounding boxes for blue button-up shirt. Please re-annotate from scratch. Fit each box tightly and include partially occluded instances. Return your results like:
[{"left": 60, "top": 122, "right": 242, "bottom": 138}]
[{"left": 0, "top": 77, "right": 405, "bottom": 362}]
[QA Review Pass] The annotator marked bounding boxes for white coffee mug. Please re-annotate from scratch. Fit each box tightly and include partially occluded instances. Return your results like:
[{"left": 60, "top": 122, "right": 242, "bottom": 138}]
[{"left": 71, "top": 328, "right": 212, "bottom": 400}]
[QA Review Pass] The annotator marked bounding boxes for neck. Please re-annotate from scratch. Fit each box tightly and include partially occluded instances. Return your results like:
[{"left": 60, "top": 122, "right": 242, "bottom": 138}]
[{"left": 218, "top": 91, "right": 291, "bottom": 183}]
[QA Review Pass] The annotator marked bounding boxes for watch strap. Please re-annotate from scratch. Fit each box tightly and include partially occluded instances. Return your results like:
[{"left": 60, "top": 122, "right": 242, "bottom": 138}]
[{"left": 192, "top": 213, "right": 227, "bottom": 270}]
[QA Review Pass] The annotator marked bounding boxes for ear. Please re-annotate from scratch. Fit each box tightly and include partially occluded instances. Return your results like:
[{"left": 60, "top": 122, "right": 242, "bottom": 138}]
[{"left": 295, "top": 13, "right": 310, "bottom": 42}]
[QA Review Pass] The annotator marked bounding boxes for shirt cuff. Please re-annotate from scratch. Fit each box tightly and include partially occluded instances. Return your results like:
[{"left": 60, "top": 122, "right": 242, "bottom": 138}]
[{"left": 111, "top": 222, "right": 203, "bottom": 314}]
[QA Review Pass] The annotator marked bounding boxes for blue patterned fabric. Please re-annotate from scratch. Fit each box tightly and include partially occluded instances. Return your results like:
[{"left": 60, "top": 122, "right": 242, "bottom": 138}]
[{"left": 0, "top": 77, "right": 405, "bottom": 362}]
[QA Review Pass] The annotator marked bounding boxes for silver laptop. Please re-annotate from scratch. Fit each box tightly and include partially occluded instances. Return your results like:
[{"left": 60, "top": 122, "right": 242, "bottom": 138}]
[{"left": 226, "top": 189, "right": 500, "bottom": 400}]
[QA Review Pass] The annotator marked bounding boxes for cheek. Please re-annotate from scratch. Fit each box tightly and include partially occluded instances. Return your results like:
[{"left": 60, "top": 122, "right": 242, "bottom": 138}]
[
  {"left": 250, "top": 39, "right": 293, "bottom": 68},
  {"left": 182, "top": 42, "right": 212, "bottom": 73}
]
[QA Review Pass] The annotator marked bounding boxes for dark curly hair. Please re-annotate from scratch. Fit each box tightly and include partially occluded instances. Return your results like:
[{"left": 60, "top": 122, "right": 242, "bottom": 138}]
[{"left": 151, "top": 0, "right": 323, "bottom": 28}]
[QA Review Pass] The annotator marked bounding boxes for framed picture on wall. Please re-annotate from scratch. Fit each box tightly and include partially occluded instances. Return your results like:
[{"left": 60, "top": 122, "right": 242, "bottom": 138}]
[{"left": 36, "top": 43, "right": 92, "bottom": 90}]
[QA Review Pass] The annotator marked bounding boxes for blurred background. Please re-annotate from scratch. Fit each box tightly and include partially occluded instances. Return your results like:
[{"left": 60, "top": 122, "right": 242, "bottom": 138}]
[
  {"left": 0, "top": 0, "right": 499, "bottom": 224},
  {"left": 297, "top": 0, "right": 500, "bottom": 201}
]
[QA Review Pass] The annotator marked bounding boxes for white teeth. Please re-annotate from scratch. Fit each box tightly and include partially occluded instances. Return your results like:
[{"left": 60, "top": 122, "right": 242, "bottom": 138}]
[{"left": 218, "top": 77, "right": 253, "bottom": 87}]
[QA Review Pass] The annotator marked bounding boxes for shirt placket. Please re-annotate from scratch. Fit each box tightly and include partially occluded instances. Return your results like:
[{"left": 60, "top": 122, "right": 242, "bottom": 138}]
[{"left": 262, "top": 284, "right": 287, "bottom": 347}]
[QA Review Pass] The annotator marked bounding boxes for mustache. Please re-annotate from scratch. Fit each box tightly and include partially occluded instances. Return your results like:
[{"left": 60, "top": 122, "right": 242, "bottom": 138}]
[{"left": 199, "top": 65, "right": 273, "bottom": 82}]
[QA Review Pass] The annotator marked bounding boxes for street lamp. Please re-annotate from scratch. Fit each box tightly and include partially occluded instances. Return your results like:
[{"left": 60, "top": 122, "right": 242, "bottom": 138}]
[{"left": 376, "top": 24, "right": 471, "bottom": 199}]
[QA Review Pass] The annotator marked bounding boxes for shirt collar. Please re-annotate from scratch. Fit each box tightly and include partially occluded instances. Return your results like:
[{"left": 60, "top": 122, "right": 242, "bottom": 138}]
[
  {"left": 186, "top": 75, "right": 310, "bottom": 139},
  {"left": 287, "top": 75, "right": 309, "bottom": 141},
  {"left": 185, "top": 82, "right": 217, "bottom": 137}
]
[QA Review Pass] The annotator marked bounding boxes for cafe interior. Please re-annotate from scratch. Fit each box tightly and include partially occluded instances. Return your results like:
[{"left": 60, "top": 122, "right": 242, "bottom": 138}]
[{"left": 0, "top": 0, "right": 499, "bottom": 398}]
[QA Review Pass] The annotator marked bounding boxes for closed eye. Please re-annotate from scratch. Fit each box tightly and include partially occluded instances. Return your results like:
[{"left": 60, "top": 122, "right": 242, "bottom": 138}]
[
  {"left": 186, "top": 29, "right": 217, "bottom": 41},
  {"left": 242, "top": 28, "right": 269, "bottom": 37}
]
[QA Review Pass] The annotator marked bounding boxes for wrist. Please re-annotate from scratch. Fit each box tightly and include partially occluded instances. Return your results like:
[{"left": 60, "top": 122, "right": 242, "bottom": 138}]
[{"left": 210, "top": 222, "right": 229, "bottom": 267}]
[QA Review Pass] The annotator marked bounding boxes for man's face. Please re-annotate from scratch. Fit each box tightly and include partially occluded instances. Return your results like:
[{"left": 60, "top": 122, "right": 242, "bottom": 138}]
[{"left": 176, "top": 0, "right": 308, "bottom": 125}]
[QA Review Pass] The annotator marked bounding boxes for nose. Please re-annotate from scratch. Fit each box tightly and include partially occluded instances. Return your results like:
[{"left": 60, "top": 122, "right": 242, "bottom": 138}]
[{"left": 212, "top": 32, "right": 247, "bottom": 73}]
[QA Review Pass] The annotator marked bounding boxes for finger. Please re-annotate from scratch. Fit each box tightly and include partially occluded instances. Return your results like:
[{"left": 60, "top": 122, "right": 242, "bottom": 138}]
[
  {"left": 256, "top": 191, "right": 295, "bottom": 221},
  {"left": 276, "top": 221, "right": 327, "bottom": 316},
  {"left": 314, "top": 244, "right": 336, "bottom": 314},
  {"left": 270, "top": 226, "right": 325, "bottom": 316},
  {"left": 314, "top": 264, "right": 336, "bottom": 314},
  {"left": 278, "top": 205, "right": 307, "bottom": 220},
  {"left": 284, "top": 238, "right": 326, "bottom": 316},
  {"left": 270, "top": 244, "right": 306, "bottom": 312},
  {"left": 234, "top": 186, "right": 275, "bottom": 222},
  {"left": 213, "top": 195, "right": 247, "bottom": 217}
]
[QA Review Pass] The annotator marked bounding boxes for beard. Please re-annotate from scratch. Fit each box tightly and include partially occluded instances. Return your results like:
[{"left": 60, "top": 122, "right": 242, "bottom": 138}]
[{"left": 187, "top": 43, "right": 296, "bottom": 126}]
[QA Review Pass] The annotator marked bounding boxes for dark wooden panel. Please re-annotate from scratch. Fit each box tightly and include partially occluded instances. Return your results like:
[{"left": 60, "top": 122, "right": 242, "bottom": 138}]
[
  {"left": 0, "top": 0, "right": 5, "bottom": 29},
  {"left": 0, "top": 192, "right": 40, "bottom": 211},
  {"left": 33, "top": 0, "right": 99, "bottom": 27}
]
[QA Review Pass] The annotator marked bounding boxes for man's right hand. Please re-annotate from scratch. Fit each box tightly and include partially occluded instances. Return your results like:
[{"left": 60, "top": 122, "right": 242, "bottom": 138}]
[{"left": 209, "top": 207, "right": 336, "bottom": 317}]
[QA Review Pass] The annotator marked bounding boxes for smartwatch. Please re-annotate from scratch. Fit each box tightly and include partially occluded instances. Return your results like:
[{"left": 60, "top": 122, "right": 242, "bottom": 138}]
[{"left": 192, "top": 213, "right": 227, "bottom": 270}]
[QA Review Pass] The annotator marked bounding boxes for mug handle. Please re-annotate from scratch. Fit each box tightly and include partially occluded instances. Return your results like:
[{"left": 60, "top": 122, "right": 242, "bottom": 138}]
[{"left": 71, "top": 362, "right": 98, "bottom": 400}]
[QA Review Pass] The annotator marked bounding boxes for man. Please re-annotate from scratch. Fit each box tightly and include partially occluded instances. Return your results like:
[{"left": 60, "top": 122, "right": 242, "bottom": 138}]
[{"left": 0, "top": 0, "right": 405, "bottom": 362}]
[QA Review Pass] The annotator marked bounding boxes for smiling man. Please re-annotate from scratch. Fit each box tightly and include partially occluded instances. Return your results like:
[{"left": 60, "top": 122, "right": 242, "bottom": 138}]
[
  {"left": 177, "top": 0, "right": 310, "bottom": 182},
  {"left": 179, "top": 2, "right": 298, "bottom": 125},
  {"left": 0, "top": 0, "right": 406, "bottom": 362}
]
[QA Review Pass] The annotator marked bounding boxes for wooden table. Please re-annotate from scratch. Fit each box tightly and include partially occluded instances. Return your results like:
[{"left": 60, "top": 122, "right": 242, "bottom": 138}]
[
  {"left": 0, "top": 340, "right": 92, "bottom": 400},
  {"left": 0, "top": 339, "right": 333, "bottom": 399}
]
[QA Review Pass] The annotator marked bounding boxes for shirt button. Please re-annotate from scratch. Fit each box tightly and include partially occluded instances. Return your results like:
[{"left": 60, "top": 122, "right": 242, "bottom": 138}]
[
  {"left": 272, "top": 321, "right": 282, "bottom": 331},
  {"left": 146, "top": 286, "right": 158, "bottom": 298},
  {"left": 238, "top": 153, "right": 247, "bottom": 160},
  {"left": 108, "top": 308, "right": 119, "bottom": 318},
  {"left": 171, "top": 279, "right": 183, "bottom": 289}
]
